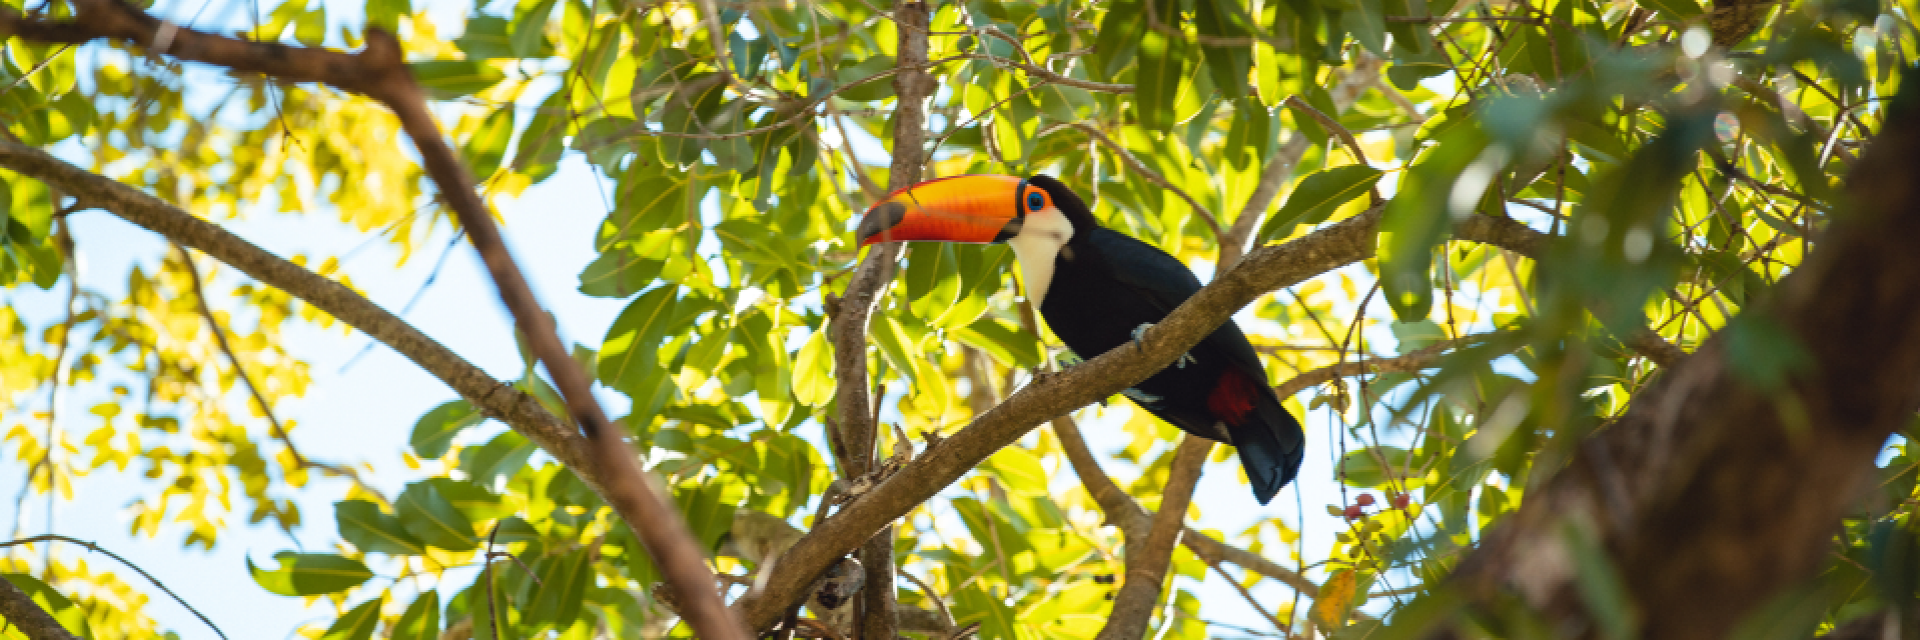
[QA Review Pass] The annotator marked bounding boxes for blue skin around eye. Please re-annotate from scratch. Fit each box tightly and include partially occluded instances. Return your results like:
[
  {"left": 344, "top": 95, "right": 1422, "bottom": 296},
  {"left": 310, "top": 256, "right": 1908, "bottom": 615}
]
[{"left": 1028, "top": 192, "right": 1043, "bottom": 211}]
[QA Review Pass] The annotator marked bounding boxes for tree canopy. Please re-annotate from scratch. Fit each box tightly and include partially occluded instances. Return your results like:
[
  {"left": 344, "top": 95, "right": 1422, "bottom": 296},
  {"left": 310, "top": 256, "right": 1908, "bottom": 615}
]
[{"left": 0, "top": 0, "right": 1916, "bottom": 636}]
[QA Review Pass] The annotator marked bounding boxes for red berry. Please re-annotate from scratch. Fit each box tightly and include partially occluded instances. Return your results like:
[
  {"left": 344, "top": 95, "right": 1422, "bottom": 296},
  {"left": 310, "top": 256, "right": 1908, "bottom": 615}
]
[
  {"left": 1343, "top": 505, "right": 1363, "bottom": 520},
  {"left": 1392, "top": 493, "right": 1412, "bottom": 509},
  {"left": 1356, "top": 493, "right": 1375, "bottom": 507}
]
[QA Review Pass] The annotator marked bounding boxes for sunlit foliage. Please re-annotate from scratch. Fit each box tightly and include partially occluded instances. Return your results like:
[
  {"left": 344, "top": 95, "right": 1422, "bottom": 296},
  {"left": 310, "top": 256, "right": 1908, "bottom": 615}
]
[{"left": 1, "top": 0, "right": 1914, "bottom": 635}]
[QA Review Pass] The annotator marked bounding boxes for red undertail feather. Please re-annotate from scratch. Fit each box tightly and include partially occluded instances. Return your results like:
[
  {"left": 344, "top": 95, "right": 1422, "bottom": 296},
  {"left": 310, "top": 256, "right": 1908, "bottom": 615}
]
[{"left": 1207, "top": 369, "right": 1261, "bottom": 425}]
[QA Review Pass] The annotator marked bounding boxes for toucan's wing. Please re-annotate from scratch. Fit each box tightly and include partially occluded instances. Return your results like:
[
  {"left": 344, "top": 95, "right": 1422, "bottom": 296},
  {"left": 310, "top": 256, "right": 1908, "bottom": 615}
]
[
  {"left": 1085, "top": 228, "right": 1269, "bottom": 376},
  {"left": 1085, "top": 228, "right": 1203, "bottom": 314}
]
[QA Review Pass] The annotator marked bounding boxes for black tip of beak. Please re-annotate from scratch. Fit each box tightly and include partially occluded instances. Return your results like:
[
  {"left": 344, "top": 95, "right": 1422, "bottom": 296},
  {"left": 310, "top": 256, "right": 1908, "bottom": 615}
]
[{"left": 857, "top": 201, "right": 909, "bottom": 245}]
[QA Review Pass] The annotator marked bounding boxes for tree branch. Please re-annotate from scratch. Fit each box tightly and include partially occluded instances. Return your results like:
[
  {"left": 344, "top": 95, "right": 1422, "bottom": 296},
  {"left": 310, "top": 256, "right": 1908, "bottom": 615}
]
[
  {"left": 1436, "top": 83, "right": 1920, "bottom": 639},
  {"left": 0, "top": 3, "right": 746, "bottom": 633},
  {"left": 1273, "top": 331, "right": 1516, "bottom": 399},
  {"left": 174, "top": 244, "right": 383, "bottom": 503},
  {"left": 835, "top": 3, "right": 937, "bottom": 637},
  {"left": 0, "top": 535, "right": 227, "bottom": 639},
  {"left": 733, "top": 204, "right": 1690, "bottom": 629},
  {"left": 1071, "top": 122, "right": 1224, "bottom": 241},
  {"left": 1051, "top": 416, "right": 1318, "bottom": 595},
  {"left": 0, "top": 139, "right": 589, "bottom": 471},
  {"left": 1096, "top": 436, "right": 1212, "bottom": 640},
  {"left": 0, "top": 575, "right": 79, "bottom": 640}
]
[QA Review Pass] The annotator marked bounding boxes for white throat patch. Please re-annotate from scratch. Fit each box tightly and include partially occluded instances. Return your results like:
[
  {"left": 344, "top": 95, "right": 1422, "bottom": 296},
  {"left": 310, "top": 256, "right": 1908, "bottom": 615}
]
[{"left": 1006, "top": 211, "right": 1074, "bottom": 306}]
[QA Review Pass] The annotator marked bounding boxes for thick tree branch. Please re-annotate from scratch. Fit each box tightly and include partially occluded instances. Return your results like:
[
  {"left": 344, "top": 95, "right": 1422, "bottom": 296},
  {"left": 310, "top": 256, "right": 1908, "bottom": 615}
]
[
  {"left": 0, "top": 575, "right": 78, "bottom": 640},
  {"left": 0, "top": 139, "right": 589, "bottom": 473},
  {"left": 0, "top": 3, "right": 746, "bottom": 634},
  {"left": 1437, "top": 88, "right": 1920, "bottom": 639},
  {"left": 832, "top": 4, "right": 937, "bottom": 638},
  {"left": 1052, "top": 416, "right": 1318, "bottom": 595},
  {"left": 1096, "top": 436, "right": 1212, "bottom": 640}
]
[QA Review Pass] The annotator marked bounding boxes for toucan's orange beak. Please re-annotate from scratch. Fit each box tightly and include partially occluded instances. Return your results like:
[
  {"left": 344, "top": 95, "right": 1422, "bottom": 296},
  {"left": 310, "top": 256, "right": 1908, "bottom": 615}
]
[{"left": 856, "top": 175, "right": 1027, "bottom": 246}]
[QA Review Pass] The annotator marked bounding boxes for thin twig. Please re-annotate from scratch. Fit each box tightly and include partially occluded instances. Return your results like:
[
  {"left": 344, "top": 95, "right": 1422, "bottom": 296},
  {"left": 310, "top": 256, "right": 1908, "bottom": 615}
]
[
  {"left": 1069, "top": 122, "right": 1224, "bottom": 241},
  {"left": 485, "top": 523, "right": 501, "bottom": 640},
  {"left": 1285, "top": 96, "right": 1383, "bottom": 206},
  {"left": 899, "top": 570, "right": 955, "bottom": 633},
  {"left": 1209, "top": 560, "right": 1292, "bottom": 636},
  {"left": 174, "top": 244, "right": 385, "bottom": 502},
  {"left": 0, "top": 534, "right": 227, "bottom": 639},
  {"left": 1095, "top": 436, "right": 1212, "bottom": 640}
]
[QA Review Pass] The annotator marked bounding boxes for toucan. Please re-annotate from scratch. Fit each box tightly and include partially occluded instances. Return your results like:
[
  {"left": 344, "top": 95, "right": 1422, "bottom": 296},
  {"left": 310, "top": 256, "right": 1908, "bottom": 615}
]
[{"left": 855, "top": 174, "right": 1305, "bottom": 504}]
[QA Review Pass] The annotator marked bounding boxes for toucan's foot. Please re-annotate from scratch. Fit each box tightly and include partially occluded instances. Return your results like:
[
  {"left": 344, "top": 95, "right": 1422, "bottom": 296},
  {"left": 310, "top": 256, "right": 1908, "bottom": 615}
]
[
  {"left": 1132, "top": 323, "right": 1196, "bottom": 368},
  {"left": 1122, "top": 387, "right": 1163, "bottom": 404}
]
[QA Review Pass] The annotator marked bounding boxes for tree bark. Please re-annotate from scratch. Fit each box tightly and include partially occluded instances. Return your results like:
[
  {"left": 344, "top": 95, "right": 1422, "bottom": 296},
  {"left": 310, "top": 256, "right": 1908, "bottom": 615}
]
[
  {"left": 1438, "top": 90, "right": 1920, "bottom": 639},
  {"left": 1096, "top": 437, "right": 1212, "bottom": 640},
  {"left": 0, "top": 577, "right": 80, "bottom": 640}
]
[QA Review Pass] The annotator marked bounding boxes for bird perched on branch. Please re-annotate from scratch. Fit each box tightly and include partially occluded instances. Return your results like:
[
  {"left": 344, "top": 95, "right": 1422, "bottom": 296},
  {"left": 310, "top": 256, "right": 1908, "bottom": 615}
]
[{"left": 856, "top": 174, "right": 1305, "bottom": 504}]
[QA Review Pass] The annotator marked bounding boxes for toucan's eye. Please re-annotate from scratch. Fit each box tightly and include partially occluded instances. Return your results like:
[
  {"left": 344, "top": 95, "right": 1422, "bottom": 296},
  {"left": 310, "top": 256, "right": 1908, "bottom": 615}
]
[{"left": 1026, "top": 190, "right": 1045, "bottom": 211}]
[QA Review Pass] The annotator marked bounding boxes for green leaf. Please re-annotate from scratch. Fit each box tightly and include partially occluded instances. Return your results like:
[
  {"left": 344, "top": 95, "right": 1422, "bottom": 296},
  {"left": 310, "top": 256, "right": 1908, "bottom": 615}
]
[
  {"left": 409, "top": 60, "right": 505, "bottom": 99},
  {"left": 903, "top": 242, "right": 958, "bottom": 304},
  {"left": 248, "top": 552, "right": 373, "bottom": 596},
  {"left": 1194, "top": 0, "right": 1253, "bottom": 99},
  {"left": 1258, "top": 164, "right": 1383, "bottom": 243},
  {"left": 320, "top": 596, "right": 383, "bottom": 640},
  {"left": 293, "top": 6, "right": 326, "bottom": 45},
  {"left": 454, "top": 15, "right": 513, "bottom": 59},
  {"left": 676, "top": 481, "right": 739, "bottom": 549},
  {"left": 462, "top": 109, "right": 515, "bottom": 181},
  {"left": 0, "top": 573, "right": 92, "bottom": 639},
  {"left": 579, "top": 248, "right": 666, "bottom": 298},
  {"left": 1340, "top": 0, "right": 1387, "bottom": 56},
  {"left": 1378, "top": 123, "right": 1488, "bottom": 321},
  {"left": 509, "top": 0, "right": 558, "bottom": 57},
  {"left": 834, "top": 55, "right": 897, "bottom": 102},
  {"left": 1338, "top": 446, "right": 1412, "bottom": 488},
  {"left": 1635, "top": 0, "right": 1702, "bottom": 20},
  {"left": 390, "top": 591, "right": 441, "bottom": 640},
  {"left": 1133, "top": 4, "right": 1188, "bottom": 131},
  {"left": 984, "top": 446, "right": 1047, "bottom": 494},
  {"left": 1390, "top": 319, "right": 1447, "bottom": 350},
  {"left": 1035, "top": 83, "right": 1093, "bottom": 123},
  {"left": 600, "top": 287, "right": 711, "bottom": 398},
  {"left": 457, "top": 429, "right": 537, "bottom": 485},
  {"left": 395, "top": 480, "right": 479, "bottom": 551},
  {"left": 424, "top": 477, "right": 508, "bottom": 522},
  {"left": 1254, "top": 42, "right": 1286, "bottom": 107},
  {"left": 410, "top": 400, "right": 482, "bottom": 459},
  {"left": 791, "top": 329, "right": 834, "bottom": 407},
  {"left": 869, "top": 312, "right": 922, "bottom": 385},
  {"left": 365, "top": 0, "right": 410, "bottom": 30},
  {"left": 3, "top": 171, "right": 53, "bottom": 240},
  {"left": 527, "top": 548, "right": 595, "bottom": 630},
  {"left": 952, "top": 316, "right": 1042, "bottom": 368},
  {"left": 336, "top": 499, "right": 426, "bottom": 556}
]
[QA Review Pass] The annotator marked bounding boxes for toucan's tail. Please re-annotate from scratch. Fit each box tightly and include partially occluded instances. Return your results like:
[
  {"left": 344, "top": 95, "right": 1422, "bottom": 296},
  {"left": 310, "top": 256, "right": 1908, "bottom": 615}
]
[{"left": 1229, "top": 390, "right": 1305, "bottom": 505}]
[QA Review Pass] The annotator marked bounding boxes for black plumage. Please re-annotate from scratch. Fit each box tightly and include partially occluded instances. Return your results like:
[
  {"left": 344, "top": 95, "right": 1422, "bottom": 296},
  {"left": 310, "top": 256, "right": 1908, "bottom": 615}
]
[{"left": 1027, "top": 176, "right": 1305, "bottom": 504}]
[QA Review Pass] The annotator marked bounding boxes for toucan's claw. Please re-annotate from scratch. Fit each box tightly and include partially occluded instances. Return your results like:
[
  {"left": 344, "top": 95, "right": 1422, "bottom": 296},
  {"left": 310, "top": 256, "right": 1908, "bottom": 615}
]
[{"left": 1132, "top": 322, "right": 1196, "bottom": 368}]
